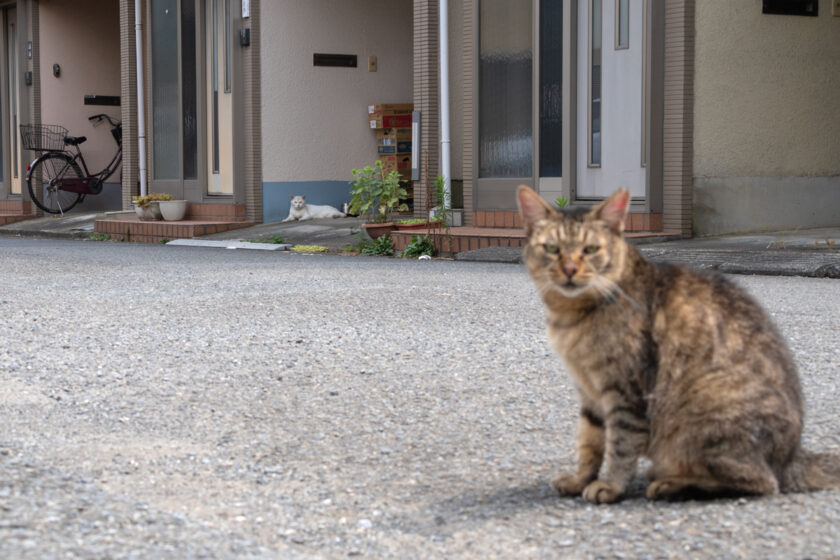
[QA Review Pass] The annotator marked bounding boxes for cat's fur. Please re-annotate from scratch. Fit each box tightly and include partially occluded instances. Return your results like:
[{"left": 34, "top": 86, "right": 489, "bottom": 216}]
[
  {"left": 517, "top": 185, "right": 839, "bottom": 504},
  {"left": 281, "top": 195, "right": 345, "bottom": 222}
]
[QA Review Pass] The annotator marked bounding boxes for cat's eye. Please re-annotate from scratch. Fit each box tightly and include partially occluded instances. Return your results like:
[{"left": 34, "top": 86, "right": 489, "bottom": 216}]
[
  {"left": 543, "top": 244, "right": 560, "bottom": 255},
  {"left": 583, "top": 245, "right": 601, "bottom": 255}
]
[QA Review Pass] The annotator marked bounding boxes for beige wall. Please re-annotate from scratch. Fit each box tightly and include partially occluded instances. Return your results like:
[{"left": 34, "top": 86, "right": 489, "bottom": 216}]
[
  {"left": 261, "top": 0, "right": 413, "bottom": 182},
  {"left": 694, "top": 1, "right": 840, "bottom": 178},
  {"left": 39, "top": 0, "right": 121, "bottom": 177},
  {"left": 693, "top": 0, "right": 840, "bottom": 234}
]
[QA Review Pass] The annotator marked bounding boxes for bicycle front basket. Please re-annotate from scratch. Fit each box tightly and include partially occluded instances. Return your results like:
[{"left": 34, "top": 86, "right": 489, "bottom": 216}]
[{"left": 19, "top": 124, "right": 69, "bottom": 152}]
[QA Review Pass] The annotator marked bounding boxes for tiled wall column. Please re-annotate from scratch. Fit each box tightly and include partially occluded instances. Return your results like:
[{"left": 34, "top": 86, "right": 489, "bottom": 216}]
[
  {"left": 119, "top": 0, "right": 139, "bottom": 211},
  {"left": 413, "top": 0, "right": 440, "bottom": 218},
  {"left": 662, "top": 0, "right": 694, "bottom": 236},
  {"left": 242, "top": 0, "right": 262, "bottom": 223}
]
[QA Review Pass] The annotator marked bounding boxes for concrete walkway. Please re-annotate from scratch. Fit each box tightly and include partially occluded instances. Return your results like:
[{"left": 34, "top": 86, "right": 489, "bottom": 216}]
[{"left": 1, "top": 209, "right": 837, "bottom": 278}]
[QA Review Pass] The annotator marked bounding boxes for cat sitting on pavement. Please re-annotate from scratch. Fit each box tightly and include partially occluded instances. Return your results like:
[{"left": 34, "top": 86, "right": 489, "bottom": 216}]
[
  {"left": 517, "top": 185, "right": 840, "bottom": 504},
  {"left": 281, "top": 195, "right": 345, "bottom": 222}
]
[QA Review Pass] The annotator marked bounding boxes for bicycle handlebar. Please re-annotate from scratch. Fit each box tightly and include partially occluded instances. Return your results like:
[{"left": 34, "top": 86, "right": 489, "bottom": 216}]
[{"left": 88, "top": 114, "right": 120, "bottom": 128}]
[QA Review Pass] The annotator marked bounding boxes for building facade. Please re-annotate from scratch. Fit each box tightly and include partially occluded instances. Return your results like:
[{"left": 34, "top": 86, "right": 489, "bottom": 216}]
[
  {"left": 2, "top": 0, "right": 838, "bottom": 237},
  {"left": 417, "top": 0, "right": 838, "bottom": 235}
]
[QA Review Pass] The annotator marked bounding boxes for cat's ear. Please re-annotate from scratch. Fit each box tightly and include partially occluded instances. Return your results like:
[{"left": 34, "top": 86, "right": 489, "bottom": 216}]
[
  {"left": 592, "top": 189, "right": 630, "bottom": 233},
  {"left": 517, "top": 185, "right": 555, "bottom": 235},
  {"left": 290, "top": 195, "right": 295, "bottom": 200}
]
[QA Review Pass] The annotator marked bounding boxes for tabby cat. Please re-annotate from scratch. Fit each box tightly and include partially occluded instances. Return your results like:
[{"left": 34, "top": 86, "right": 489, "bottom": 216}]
[{"left": 517, "top": 185, "right": 839, "bottom": 503}]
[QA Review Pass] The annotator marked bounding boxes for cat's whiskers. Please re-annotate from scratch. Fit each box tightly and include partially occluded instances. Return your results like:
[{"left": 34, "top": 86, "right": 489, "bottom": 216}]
[
  {"left": 592, "top": 275, "right": 643, "bottom": 311},
  {"left": 587, "top": 276, "right": 618, "bottom": 303}
]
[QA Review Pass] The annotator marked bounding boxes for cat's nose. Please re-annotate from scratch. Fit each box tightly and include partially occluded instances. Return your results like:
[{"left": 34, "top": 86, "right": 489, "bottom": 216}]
[{"left": 563, "top": 262, "right": 578, "bottom": 278}]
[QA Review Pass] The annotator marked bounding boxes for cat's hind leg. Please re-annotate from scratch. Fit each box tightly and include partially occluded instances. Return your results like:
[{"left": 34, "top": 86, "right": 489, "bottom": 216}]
[{"left": 647, "top": 456, "right": 779, "bottom": 500}]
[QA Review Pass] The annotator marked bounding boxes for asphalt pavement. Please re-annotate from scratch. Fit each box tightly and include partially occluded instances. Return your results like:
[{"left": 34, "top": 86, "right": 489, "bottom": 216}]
[
  {"left": 0, "top": 238, "right": 838, "bottom": 559},
  {"left": 1, "top": 210, "right": 838, "bottom": 278}
]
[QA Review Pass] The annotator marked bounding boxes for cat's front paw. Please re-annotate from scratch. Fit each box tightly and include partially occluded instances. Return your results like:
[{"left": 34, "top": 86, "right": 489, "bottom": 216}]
[
  {"left": 581, "top": 480, "right": 623, "bottom": 504},
  {"left": 551, "top": 473, "right": 590, "bottom": 496}
]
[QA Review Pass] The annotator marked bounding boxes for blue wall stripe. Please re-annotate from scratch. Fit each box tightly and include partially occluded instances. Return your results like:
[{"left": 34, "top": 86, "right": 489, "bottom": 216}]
[{"left": 262, "top": 181, "right": 352, "bottom": 223}]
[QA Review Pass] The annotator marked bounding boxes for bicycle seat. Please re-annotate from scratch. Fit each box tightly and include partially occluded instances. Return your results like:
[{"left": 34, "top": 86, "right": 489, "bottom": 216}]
[{"left": 64, "top": 135, "right": 87, "bottom": 146}]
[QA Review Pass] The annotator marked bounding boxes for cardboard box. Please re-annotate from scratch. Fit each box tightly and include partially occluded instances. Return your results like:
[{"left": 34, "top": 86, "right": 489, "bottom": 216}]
[
  {"left": 377, "top": 141, "right": 412, "bottom": 155},
  {"left": 377, "top": 154, "right": 412, "bottom": 175},
  {"left": 369, "top": 111, "right": 412, "bottom": 129},
  {"left": 368, "top": 103, "right": 413, "bottom": 128},
  {"left": 368, "top": 103, "right": 413, "bottom": 115},
  {"left": 376, "top": 129, "right": 412, "bottom": 154},
  {"left": 375, "top": 128, "right": 411, "bottom": 142}
]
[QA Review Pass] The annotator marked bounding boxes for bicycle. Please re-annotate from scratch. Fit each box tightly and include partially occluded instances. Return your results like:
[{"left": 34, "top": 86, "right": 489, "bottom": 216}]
[{"left": 20, "top": 114, "right": 122, "bottom": 214}]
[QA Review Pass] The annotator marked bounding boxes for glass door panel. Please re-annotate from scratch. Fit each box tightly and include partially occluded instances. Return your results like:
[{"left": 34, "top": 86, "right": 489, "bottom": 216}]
[
  {"left": 151, "top": 0, "right": 179, "bottom": 181},
  {"left": 149, "top": 0, "right": 199, "bottom": 198},
  {"left": 479, "top": 0, "right": 533, "bottom": 179},
  {"left": 476, "top": 0, "right": 533, "bottom": 209}
]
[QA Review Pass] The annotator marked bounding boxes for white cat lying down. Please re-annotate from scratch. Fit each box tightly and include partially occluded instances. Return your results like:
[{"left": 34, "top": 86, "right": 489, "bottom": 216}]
[{"left": 281, "top": 195, "right": 345, "bottom": 222}]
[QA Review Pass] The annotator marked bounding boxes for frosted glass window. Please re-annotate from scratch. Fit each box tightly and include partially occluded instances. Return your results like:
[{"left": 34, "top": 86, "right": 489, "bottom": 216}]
[
  {"left": 590, "top": 0, "right": 602, "bottom": 166},
  {"left": 182, "top": 0, "right": 197, "bottom": 180},
  {"left": 539, "top": 0, "right": 563, "bottom": 178},
  {"left": 224, "top": 0, "right": 231, "bottom": 93},
  {"left": 151, "top": 0, "right": 179, "bottom": 180},
  {"left": 616, "top": 0, "right": 629, "bottom": 49},
  {"left": 479, "top": 0, "right": 533, "bottom": 178},
  {"left": 211, "top": 0, "right": 220, "bottom": 174}
]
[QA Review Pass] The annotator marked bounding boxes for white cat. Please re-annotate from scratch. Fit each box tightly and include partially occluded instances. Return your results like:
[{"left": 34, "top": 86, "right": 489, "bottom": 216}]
[{"left": 281, "top": 195, "right": 345, "bottom": 222}]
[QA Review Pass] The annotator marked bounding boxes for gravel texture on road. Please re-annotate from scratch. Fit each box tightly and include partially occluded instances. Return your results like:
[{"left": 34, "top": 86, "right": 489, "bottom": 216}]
[{"left": 0, "top": 238, "right": 838, "bottom": 559}]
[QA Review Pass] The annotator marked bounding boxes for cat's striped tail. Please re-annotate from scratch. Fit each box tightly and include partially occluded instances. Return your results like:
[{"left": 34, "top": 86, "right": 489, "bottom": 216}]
[{"left": 782, "top": 450, "right": 840, "bottom": 492}]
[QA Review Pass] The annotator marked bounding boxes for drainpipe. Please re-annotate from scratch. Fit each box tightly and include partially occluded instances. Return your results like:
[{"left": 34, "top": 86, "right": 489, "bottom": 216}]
[
  {"left": 439, "top": 0, "right": 451, "bottom": 208},
  {"left": 135, "top": 0, "right": 148, "bottom": 197}
]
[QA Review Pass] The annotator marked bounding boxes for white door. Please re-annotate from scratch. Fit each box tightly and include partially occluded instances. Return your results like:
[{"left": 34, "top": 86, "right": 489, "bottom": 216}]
[
  {"left": 207, "top": 0, "right": 233, "bottom": 195},
  {"left": 576, "top": 0, "right": 645, "bottom": 199}
]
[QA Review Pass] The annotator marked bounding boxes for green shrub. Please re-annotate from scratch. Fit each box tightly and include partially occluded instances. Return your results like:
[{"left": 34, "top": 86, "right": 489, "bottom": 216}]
[
  {"left": 400, "top": 235, "right": 435, "bottom": 258},
  {"left": 554, "top": 196, "right": 570, "bottom": 209},
  {"left": 349, "top": 161, "right": 409, "bottom": 223},
  {"left": 360, "top": 235, "right": 394, "bottom": 256}
]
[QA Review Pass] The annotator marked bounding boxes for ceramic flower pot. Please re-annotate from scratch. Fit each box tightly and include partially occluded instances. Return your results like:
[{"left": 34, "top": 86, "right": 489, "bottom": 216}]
[
  {"left": 133, "top": 202, "right": 162, "bottom": 221},
  {"left": 159, "top": 199, "right": 188, "bottom": 221},
  {"left": 361, "top": 222, "right": 396, "bottom": 240}
]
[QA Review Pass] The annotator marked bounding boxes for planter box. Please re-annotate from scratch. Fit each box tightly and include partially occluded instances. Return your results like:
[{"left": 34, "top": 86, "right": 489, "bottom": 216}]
[{"left": 395, "top": 221, "right": 441, "bottom": 231}]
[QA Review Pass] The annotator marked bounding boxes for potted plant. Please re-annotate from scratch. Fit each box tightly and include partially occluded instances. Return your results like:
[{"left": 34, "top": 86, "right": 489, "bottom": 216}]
[
  {"left": 131, "top": 193, "right": 172, "bottom": 221},
  {"left": 395, "top": 217, "right": 441, "bottom": 231},
  {"left": 158, "top": 198, "right": 188, "bottom": 221},
  {"left": 348, "top": 161, "right": 409, "bottom": 240}
]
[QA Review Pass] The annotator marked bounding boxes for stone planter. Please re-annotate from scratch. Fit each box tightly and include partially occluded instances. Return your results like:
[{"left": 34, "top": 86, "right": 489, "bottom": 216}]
[
  {"left": 133, "top": 202, "right": 162, "bottom": 221},
  {"left": 159, "top": 199, "right": 188, "bottom": 221}
]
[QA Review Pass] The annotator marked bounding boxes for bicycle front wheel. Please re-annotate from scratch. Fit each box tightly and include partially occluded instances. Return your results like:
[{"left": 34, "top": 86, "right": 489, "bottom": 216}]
[{"left": 27, "top": 152, "right": 83, "bottom": 214}]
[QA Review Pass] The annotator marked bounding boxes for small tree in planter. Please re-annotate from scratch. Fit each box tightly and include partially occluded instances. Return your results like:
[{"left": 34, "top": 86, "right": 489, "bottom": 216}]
[{"left": 348, "top": 160, "right": 408, "bottom": 239}]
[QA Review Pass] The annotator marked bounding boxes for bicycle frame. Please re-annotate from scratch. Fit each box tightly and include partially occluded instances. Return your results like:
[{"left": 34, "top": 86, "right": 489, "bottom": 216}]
[
  {"left": 25, "top": 120, "right": 122, "bottom": 196},
  {"left": 56, "top": 142, "right": 122, "bottom": 195}
]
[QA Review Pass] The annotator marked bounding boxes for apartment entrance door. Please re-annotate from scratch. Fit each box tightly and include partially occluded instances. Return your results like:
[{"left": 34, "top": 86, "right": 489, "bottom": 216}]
[{"left": 575, "top": 0, "right": 645, "bottom": 200}]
